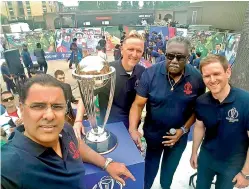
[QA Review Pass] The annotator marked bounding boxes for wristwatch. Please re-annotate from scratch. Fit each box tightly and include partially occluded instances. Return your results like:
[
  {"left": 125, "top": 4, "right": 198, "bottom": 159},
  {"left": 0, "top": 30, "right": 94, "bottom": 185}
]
[
  {"left": 240, "top": 171, "right": 249, "bottom": 180},
  {"left": 180, "top": 126, "right": 189, "bottom": 134},
  {"left": 103, "top": 158, "right": 113, "bottom": 170}
]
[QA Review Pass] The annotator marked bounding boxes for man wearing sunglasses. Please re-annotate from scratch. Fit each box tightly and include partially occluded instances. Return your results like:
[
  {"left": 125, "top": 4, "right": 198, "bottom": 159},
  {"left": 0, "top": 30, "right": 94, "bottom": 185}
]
[
  {"left": 129, "top": 36, "right": 206, "bottom": 189},
  {"left": 1, "top": 74, "right": 135, "bottom": 189},
  {"left": 0, "top": 91, "right": 22, "bottom": 136}
]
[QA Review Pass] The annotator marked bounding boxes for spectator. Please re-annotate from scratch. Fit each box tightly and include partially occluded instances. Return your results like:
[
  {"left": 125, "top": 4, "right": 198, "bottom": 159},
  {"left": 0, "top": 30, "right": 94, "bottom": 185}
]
[
  {"left": 21, "top": 44, "right": 33, "bottom": 78},
  {"left": 34, "top": 43, "right": 48, "bottom": 73},
  {"left": 113, "top": 44, "right": 121, "bottom": 60},
  {"left": 30, "top": 64, "right": 44, "bottom": 77},
  {"left": 189, "top": 47, "right": 196, "bottom": 65},
  {"left": 97, "top": 46, "right": 107, "bottom": 61},
  {"left": 121, "top": 32, "right": 126, "bottom": 41},
  {"left": 156, "top": 37, "right": 164, "bottom": 50},
  {"left": 54, "top": 70, "right": 77, "bottom": 105},
  {"left": 54, "top": 69, "right": 77, "bottom": 125},
  {"left": 162, "top": 36, "right": 169, "bottom": 54},
  {"left": 68, "top": 38, "right": 79, "bottom": 69},
  {"left": 1, "top": 62, "right": 16, "bottom": 94},
  {"left": 193, "top": 52, "right": 201, "bottom": 69},
  {"left": 151, "top": 47, "right": 166, "bottom": 64},
  {"left": 98, "top": 36, "right": 107, "bottom": 53},
  {"left": 0, "top": 91, "right": 22, "bottom": 137}
]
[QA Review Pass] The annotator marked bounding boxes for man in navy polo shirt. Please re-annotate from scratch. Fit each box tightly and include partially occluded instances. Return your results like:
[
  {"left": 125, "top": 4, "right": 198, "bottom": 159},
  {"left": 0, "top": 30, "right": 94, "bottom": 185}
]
[
  {"left": 129, "top": 36, "right": 206, "bottom": 189},
  {"left": 74, "top": 31, "right": 145, "bottom": 137},
  {"left": 190, "top": 55, "right": 249, "bottom": 189},
  {"left": 1, "top": 74, "right": 135, "bottom": 189}
]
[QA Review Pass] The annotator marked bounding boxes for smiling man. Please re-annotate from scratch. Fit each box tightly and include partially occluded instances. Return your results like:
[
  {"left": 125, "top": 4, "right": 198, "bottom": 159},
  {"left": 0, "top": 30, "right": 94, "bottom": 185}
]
[
  {"left": 129, "top": 36, "right": 206, "bottom": 189},
  {"left": 1, "top": 74, "right": 135, "bottom": 189},
  {"left": 190, "top": 55, "right": 249, "bottom": 189},
  {"left": 74, "top": 31, "right": 145, "bottom": 137}
]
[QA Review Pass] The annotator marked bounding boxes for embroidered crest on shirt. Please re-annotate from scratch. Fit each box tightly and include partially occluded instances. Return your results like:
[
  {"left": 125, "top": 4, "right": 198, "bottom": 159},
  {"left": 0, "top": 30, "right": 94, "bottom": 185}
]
[
  {"left": 184, "top": 82, "right": 193, "bottom": 95},
  {"left": 226, "top": 107, "right": 239, "bottom": 123},
  {"left": 69, "top": 141, "right": 80, "bottom": 159}
]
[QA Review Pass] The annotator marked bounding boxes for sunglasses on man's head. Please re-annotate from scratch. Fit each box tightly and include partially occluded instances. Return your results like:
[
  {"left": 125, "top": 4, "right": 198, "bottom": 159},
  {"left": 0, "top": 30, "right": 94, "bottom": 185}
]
[
  {"left": 166, "top": 53, "right": 187, "bottom": 61},
  {"left": 2, "top": 96, "right": 14, "bottom": 102}
]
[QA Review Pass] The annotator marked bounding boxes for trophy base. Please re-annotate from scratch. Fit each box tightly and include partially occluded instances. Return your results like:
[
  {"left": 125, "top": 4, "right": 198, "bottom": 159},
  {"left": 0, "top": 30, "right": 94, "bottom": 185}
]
[{"left": 84, "top": 128, "right": 118, "bottom": 155}]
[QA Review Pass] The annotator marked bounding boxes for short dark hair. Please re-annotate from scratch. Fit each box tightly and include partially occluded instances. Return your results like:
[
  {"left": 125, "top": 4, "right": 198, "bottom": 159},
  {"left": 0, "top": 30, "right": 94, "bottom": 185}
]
[
  {"left": 36, "top": 43, "right": 41, "bottom": 48},
  {"left": 54, "top": 70, "right": 65, "bottom": 78},
  {"left": 102, "top": 36, "right": 105, "bottom": 39},
  {"left": 196, "top": 52, "right": 201, "bottom": 57},
  {"left": 20, "top": 74, "right": 66, "bottom": 103},
  {"left": 73, "top": 38, "right": 77, "bottom": 42},
  {"left": 1, "top": 91, "right": 13, "bottom": 100},
  {"left": 115, "top": 44, "right": 120, "bottom": 49},
  {"left": 216, "top": 43, "right": 221, "bottom": 47}
]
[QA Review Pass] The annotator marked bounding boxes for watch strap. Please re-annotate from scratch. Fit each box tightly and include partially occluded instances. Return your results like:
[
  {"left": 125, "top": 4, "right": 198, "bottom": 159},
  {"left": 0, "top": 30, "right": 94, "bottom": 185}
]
[
  {"left": 103, "top": 158, "right": 113, "bottom": 170},
  {"left": 180, "top": 126, "right": 188, "bottom": 134},
  {"left": 240, "top": 171, "right": 249, "bottom": 180}
]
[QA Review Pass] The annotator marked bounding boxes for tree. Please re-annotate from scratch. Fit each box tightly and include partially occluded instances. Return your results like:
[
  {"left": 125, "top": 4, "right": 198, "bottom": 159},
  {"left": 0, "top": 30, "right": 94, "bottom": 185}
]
[
  {"left": 132, "top": 1, "right": 139, "bottom": 9},
  {"left": 230, "top": 2, "right": 249, "bottom": 91},
  {"left": 143, "top": 1, "right": 154, "bottom": 9},
  {"left": 121, "top": 1, "right": 132, "bottom": 9},
  {"left": 98, "top": 1, "right": 118, "bottom": 10},
  {"left": 78, "top": 1, "right": 98, "bottom": 10}
]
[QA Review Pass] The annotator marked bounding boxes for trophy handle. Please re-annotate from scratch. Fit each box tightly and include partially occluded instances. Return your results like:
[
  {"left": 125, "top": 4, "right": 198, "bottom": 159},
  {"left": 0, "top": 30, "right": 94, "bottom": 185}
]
[{"left": 102, "top": 71, "right": 116, "bottom": 128}]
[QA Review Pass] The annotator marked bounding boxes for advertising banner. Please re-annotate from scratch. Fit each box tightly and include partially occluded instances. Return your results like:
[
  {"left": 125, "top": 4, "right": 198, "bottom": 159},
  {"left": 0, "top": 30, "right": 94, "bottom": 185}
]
[
  {"left": 5, "top": 31, "right": 55, "bottom": 53},
  {"left": 225, "top": 33, "right": 240, "bottom": 66},
  {"left": 55, "top": 28, "right": 102, "bottom": 53}
]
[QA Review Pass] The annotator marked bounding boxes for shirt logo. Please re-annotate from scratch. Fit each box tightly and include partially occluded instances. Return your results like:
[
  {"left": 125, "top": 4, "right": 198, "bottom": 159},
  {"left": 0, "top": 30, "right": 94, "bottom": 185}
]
[
  {"left": 184, "top": 82, "right": 193, "bottom": 95},
  {"left": 69, "top": 141, "right": 80, "bottom": 159},
  {"left": 226, "top": 107, "right": 239, "bottom": 123}
]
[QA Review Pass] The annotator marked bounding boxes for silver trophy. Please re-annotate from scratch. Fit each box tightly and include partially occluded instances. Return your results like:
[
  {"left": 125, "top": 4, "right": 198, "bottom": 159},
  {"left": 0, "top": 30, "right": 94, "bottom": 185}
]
[{"left": 72, "top": 56, "right": 118, "bottom": 154}]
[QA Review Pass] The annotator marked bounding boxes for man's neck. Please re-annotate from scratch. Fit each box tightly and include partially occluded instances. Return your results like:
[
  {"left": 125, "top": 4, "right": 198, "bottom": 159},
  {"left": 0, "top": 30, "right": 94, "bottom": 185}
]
[
  {"left": 122, "top": 59, "right": 134, "bottom": 72},
  {"left": 169, "top": 70, "right": 184, "bottom": 82},
  {"left": 6, "top": 107, "right": 17, "bottom": 114},
  {"left": 24, "top": 131, "right": 61, "bottom": 156},
  {"left": 212, "top": 84, "right": 231, "bottom": 103}
]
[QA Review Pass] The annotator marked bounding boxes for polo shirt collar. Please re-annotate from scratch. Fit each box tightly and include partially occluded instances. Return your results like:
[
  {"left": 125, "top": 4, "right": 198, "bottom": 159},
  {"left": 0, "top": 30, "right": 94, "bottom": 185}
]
[
  {"left": 11, "top": 125, "right": 66, "bottom": 157},
  {"left": 209, "top": 86, "right": 235, "bottom": 104},
  {"left": 117, "top": 59, "right": 140, "bottom": 77},
  {"left": 160, "top": 62, "right": 191, "bottom": 77}
]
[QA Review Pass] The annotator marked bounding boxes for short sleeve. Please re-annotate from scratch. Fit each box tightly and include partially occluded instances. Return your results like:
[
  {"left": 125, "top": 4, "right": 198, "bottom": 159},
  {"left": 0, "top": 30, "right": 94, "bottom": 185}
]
[
  {"left": 246, "top": 110, "right": 249, "bottom": 131},
  {"left": 136, "top": 69, "right": 150, "bottom": 98},
  {"left": 195, "top": 98, "right": 203, "bottom": 121}
]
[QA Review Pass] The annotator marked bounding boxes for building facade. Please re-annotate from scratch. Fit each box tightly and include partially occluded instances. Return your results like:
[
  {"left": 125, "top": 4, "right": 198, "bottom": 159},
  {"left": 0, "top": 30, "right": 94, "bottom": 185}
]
[{"left": 1, "top": 1, "right": 58, "bottom": 28}]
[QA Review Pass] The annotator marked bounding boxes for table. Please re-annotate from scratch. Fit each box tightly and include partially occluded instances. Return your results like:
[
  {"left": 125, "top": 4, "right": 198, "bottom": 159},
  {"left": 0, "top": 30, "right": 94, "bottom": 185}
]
[{"left": 83, "top": 122, "right": 145, "bottom": 189}]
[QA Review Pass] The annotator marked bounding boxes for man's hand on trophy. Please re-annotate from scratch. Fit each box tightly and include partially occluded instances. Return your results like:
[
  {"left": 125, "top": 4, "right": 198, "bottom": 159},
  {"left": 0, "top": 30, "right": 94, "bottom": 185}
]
[
  {"left": 129, "top": 130, "right": 142, "bottom": 150},
  {"left": 106, "top": 162, "right": 136, "bottom": 187},
  {"left": 73, "top": 121, "right": 85, "bottom": 139}
]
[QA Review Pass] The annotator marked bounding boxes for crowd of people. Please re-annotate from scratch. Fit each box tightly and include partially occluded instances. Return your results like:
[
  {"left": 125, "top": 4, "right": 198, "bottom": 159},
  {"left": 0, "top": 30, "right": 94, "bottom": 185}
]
[{"left": 0, "top": 30, "right": 249, "bottom": 189}]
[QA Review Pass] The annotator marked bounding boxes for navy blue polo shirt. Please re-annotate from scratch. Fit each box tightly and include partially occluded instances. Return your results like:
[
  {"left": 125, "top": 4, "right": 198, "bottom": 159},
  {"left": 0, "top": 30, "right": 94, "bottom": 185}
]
[
  {"left": 1, "top": 124, "right": 86, "bottom": 189},
  {"left": 98, "top": 60, "right": 145, "bottom": 128},
  {"left": 195, "top": 87, "right": 249, "bottom": 160},
  {"left": 136, "top": 62, "right": 206, "bottom": 146}
]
